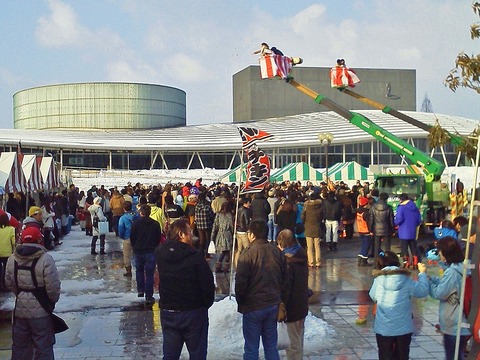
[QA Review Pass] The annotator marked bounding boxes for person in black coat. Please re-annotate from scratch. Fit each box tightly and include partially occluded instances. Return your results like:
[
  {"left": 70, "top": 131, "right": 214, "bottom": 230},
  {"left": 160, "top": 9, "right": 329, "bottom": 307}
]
[
  {"left": 277, "top": 229, "right": 309, "bottom": 360},
  {"left": 130, "top": 204, "right": 161, "bottom": 304},
  {"left": 367, "top": 192, "right": 395, "bottom": 268},
  {"left": 323, "top": 191, "right": 343, "bottom": 251},
  {"left": 276, "top": 199, "right": 297, "bottom": 236},
  {"left": 250, "top": 191, "right": 271, "bottom": 224},
  {"left": 155, "top": 219, "right": 215, "bottom": 359}
]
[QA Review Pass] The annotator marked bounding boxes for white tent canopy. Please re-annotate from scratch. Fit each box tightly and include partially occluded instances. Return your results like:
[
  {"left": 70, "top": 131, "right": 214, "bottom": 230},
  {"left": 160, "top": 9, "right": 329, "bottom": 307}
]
[
  {"left": 271, "top": 162, "right": 324, "bottom": 184},
  {"left": 0, "top": 152, "right": 27, "bottom": 194},
  {"left": 219, "top": 164, "right": 247, "bottom": 183},
  {"left": 40, "top": 156, "right": 61, "bottom": 191},
  {"left": 20, "top": 154, "right": 44, "bottom": 192},
  {"left": 326, "top": 161, "right": 373, "bottom": 186}
]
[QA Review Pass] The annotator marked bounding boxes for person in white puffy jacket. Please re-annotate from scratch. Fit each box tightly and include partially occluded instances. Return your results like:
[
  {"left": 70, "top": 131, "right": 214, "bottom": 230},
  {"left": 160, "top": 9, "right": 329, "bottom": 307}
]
[{"left": 5, "top": 225, "right": 61, "bottom": 359}]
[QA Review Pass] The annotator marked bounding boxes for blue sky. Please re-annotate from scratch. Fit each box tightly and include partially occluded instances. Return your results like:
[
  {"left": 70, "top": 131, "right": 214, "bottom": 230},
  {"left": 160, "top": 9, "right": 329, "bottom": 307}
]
[{"left": 0, "top": 0, "right": 478, "bottom": 129}]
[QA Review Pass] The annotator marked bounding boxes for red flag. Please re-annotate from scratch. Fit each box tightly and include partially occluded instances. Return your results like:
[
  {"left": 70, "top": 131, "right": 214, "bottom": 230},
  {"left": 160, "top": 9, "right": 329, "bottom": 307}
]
[
  {"left": 242, "top": 145, "right": 271, "bottom": 193},
  {"left": 237, "top": 127, "right": 273, "bottom": 150}
]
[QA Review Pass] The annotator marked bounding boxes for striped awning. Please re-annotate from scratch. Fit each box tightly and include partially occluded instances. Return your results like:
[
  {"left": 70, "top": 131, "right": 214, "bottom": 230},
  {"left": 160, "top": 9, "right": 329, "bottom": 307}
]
[
  {"left": 40, "top": 156, "right": 61, "bottom": 191},
  {"left": 328, "top": 161, "right": 370, "bottom": 181},
  {"left": 270, "top": 162, "right": 323, "bottom": 183},
  {"left": 20, "top": 154, "right": 44, "bottom": 192},
  {"left": 219, "top": 164, "right": 247, "bottom": 183},
  {"left": 0, "top": 152, "right": 27, "bottom": 193}
]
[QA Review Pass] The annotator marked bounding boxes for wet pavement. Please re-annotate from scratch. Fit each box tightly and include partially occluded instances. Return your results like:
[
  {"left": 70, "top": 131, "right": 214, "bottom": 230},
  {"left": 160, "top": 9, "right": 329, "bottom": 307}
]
[{"left": 0, "top": 227, "right": 447, "bottom": 360}]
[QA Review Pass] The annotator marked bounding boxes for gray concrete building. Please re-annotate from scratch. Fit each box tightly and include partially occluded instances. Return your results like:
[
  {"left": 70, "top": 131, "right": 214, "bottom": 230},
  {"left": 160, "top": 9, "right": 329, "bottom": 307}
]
[
  {"left": 13, "top": 82, "right": 186, "bottom": 131},
  {"left": 233, "top": 66, "right": 416, "bottom": 121}
]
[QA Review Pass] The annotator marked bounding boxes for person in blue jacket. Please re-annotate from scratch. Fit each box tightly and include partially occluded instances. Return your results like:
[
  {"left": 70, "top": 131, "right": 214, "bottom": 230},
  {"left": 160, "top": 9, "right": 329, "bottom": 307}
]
[
  {"left": 118, "top": 201, "right": 138, "bottom": 277},
  {"left": 369, "top": 250, "right": 428, "bottom": 360},
  {"left": 434, "top": 220, "right": 459, "bottom": 240},
  {"left": 428, "top": 236, "right": 471, "bottom": 360},
  {"left": 395, "top": 193, "right": 422, "bottom": 268}
]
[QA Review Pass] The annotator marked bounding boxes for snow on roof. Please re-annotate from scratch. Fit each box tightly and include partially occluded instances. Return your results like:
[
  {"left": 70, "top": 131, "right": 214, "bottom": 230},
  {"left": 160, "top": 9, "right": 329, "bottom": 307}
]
[{"left": 1, "top": 110, "right": 478, "bottom": 152}]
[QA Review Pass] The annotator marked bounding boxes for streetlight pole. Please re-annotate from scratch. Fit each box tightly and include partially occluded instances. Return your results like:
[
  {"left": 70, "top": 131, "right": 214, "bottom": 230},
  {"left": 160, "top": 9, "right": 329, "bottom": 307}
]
[{"left": 318, "top": 132, "right": 334, "bottom": 185}]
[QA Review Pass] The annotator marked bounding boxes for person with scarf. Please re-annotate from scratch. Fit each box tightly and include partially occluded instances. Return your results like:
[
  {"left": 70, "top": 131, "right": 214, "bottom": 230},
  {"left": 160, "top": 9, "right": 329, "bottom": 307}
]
[{"left": 276, "top": 229, "right": 309, "bottom": 360}]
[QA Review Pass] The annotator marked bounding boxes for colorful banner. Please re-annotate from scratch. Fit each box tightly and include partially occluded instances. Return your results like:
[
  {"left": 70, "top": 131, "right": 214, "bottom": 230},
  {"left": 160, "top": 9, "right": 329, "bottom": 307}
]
[
  {"left": 243, "top": 145, "right": 271, "bottom": 193},
  {"left": 237, "top": 127, "right": 272, "bottom": 193},
  {"left": 237, "top": 127, "right": 273, "bottom": 150}
]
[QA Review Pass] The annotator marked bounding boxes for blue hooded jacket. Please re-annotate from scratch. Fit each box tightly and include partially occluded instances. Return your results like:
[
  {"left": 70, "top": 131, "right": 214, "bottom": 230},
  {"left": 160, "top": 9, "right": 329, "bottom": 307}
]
[
  {"left": 118, "top": 211, "right": 138, "bottom": 240},
  {"left": 394, "top": 200, "right": 421, "bottom": 240},
  {"left": 369, "top": 266, "right": 429, "bottom": 336},
  {"left": 433, "top": 227, "right": 458, "bottom": 240}
]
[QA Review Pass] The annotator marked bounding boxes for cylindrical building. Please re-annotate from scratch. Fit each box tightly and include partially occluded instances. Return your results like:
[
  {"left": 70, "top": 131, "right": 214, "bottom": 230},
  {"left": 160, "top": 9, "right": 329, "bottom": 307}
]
[{"left": 13, "top": 82, "right": 186, "bottom": 130}]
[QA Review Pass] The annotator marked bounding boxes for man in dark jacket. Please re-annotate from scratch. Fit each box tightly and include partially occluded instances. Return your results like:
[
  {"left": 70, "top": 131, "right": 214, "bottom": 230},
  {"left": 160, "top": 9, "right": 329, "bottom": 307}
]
[
  {"left": 367, "top": 192, "right": 395, "bottom": 268},
  {"left": 155, "top": 219, "right": 215, "bottom": 360},
  {"left": 276, "top": 229, "right": 309, "bottom": 359},
  {"left": 250, "top": 191, "right": 271, "bottom": 224},
  {"left": 301, "top": 192, "right": 324, "bottom": 267},
  {"left": 235, "top": 220, "right": 287, "bottom": 360},
  {"left": 235, "top": 197, "right": 251, "bottom": 266},
  {"left": 130, "top": 204, "right": 161, "bottom": 304},
  {"left": 323, "top": 191, "right": 342, "bottom": 251}
]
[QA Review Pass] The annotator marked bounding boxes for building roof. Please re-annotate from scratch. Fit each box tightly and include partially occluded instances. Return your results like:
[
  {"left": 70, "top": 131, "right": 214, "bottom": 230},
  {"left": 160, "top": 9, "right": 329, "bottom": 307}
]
[{"left": 4, "top": 110, "right": 479, "bottom": 152}]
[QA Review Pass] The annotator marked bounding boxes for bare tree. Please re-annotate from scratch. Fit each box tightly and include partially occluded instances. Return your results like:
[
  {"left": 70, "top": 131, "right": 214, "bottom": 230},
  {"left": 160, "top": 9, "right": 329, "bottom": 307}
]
[{"left": 445, "top": 2, "right": 480, "bottom": 93}]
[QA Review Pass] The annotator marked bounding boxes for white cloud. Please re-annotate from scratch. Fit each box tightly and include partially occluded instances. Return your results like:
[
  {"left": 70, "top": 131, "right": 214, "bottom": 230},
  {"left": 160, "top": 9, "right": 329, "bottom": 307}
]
[
  {"left": 0, "top": 66, "right": 26, "bottom": 86},
  {"left": 35, "top": 0, "right": 86, "bottom": 47},
  {"left": 165, "top": 53, "right": 211, "bottom": 83},
  {"left": 396, "top": 47, "right": 422, "bottom": 63},
  {"left": 289, "top": 4, "right": 327, "bottom": 34},
  {"left": 106, "top": 60, "right": 158, "bottom": 83}
]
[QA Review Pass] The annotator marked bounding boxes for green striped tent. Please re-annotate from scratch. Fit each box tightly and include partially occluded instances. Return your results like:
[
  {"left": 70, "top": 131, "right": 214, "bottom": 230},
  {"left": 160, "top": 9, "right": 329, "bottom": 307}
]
[
  {"left": 219, "top": 164, "right": 247, "bottom": 183},
  {"left": 270, "top": 162, "right": 323, "bottom": 184},
  {"left": 327, "top": 161, "right": 370, "bottom": 182}
]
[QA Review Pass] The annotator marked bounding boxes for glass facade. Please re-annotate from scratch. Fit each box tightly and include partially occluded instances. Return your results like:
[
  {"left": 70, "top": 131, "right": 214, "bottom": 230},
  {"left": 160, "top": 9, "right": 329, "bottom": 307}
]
[
  {"left": 13, "top": 83, "right": 186, "bottom": 130},
  {"left": 28, "top": 135, "right": 467, "bottom": 171}
]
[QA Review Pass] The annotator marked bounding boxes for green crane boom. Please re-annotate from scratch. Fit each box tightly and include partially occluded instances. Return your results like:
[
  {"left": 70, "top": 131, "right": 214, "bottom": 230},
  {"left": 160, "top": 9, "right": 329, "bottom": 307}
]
[
  {"left": 338, "top": 87, "right": 464, "bottom": 147},
  {"left": 286, "top": 77, "right": 445, "bottom": 180}
]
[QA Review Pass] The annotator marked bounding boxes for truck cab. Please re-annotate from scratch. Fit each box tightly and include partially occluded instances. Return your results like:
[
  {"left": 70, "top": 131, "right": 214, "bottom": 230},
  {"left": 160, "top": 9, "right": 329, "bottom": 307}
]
[{"left": 374, "top": 173, "right": 445, "bottom": 227}]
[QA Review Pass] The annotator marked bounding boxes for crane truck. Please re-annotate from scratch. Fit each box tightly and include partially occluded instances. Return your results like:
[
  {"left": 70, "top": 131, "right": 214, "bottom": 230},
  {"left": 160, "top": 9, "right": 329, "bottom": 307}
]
[{"left": 285, "top": 76, "right": 446, "bottom": 225}]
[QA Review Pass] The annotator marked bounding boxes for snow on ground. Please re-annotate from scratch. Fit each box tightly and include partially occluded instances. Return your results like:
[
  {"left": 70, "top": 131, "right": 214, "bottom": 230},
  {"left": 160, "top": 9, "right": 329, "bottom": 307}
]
[
  {"left": 208, "top": 297, "right": 334, "bottom": 357},
  {"left": 0, "top": 222, "right": 335, "bottom": 356},
  {"left": 71, "top": 168, "right": 229, "bottom": 192}
]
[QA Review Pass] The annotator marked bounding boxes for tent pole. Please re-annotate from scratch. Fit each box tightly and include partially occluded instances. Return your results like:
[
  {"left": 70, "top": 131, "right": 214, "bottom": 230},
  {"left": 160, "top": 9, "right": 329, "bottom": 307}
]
[
  {"left": 229, "top": 149, "right": 244, "bottom": 299},
  {"left": 454, "top": 134, "right": 480, "bottom": 359}
]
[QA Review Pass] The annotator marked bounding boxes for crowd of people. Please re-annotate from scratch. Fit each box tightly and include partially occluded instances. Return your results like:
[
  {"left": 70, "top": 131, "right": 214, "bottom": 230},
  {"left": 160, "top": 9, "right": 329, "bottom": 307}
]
[{"left": 0, "top": 176, "right": 477, "bottom": 359}]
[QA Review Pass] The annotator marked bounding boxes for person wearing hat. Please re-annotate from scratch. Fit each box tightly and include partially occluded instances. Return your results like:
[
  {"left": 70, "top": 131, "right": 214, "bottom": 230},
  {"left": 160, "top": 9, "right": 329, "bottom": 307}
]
[
  {"left": 88, "top": 196, "right": 107, "bottom": 255},
  {"left": 5, "top": 224, "right": 61, "bottom": 359},
  {"left": 23, "top": 206, "right": 48, "bottom": 248},
  {"left": 24, "top": 206, "right": 43, "bottom": 230},
  {"left": 356, "top": 196, "right": 372, "bottom": 266}
]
